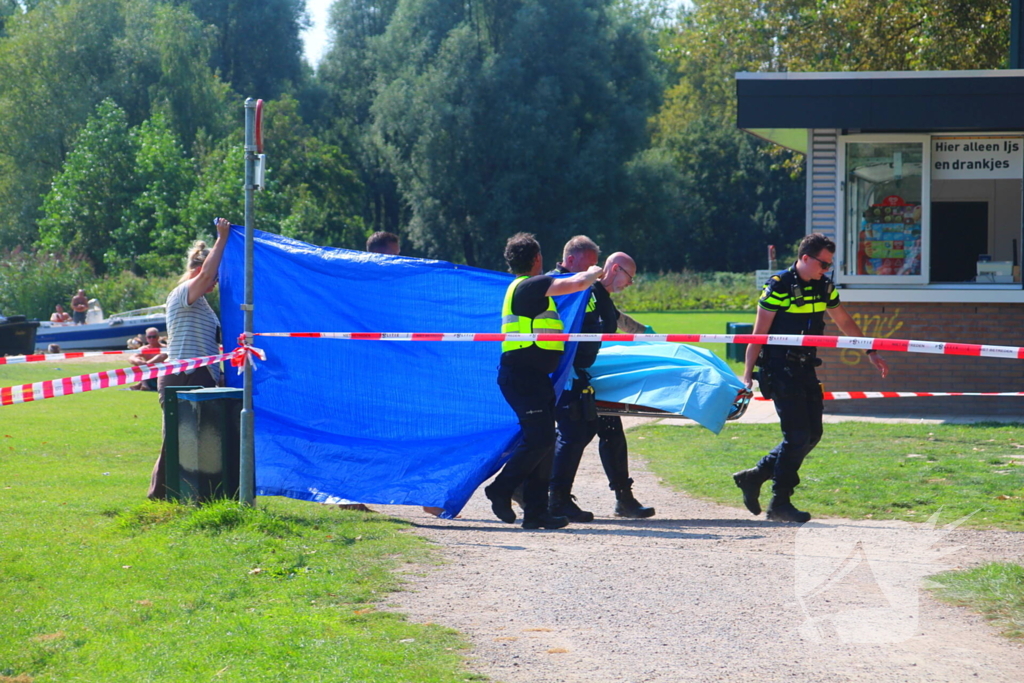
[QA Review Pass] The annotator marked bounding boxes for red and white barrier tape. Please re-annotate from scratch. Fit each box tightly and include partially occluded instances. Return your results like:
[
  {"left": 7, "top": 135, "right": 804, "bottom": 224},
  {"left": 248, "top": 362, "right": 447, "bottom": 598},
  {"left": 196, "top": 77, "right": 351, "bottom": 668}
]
[
  {"left": 0, "top": 343, "right": 265, "bottom": 407},
  {"left": 252, "top": 332, "right": 1024, "bottom": 360},
  {"left": 755, "top": 391, "right": 1024, "bottom": 402},
  {"left": 0, "top": 346, "right": 229, "bottom": 366},
  {"left": 0, "top": 349, "right": 136, "bottom": 365}
]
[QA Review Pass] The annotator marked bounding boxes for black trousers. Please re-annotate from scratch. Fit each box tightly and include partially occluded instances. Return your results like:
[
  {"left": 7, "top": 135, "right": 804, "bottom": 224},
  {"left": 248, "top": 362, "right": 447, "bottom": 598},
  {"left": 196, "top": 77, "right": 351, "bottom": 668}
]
[
  {"left": 550, "top": 378, "right": 631, "bottom": 495},
  {"left": 492, "top": 364, "right": 557, "bottom": 520},
  {"left": 756, "top": 360, "right": 824, "bottom": 498}
]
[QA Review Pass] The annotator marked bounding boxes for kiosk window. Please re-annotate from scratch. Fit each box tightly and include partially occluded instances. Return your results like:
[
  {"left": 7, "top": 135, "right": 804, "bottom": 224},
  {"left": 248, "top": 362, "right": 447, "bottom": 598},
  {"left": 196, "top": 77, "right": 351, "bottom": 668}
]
[{"left": 843, "top": 141, "right": 924, "bottom": 280}]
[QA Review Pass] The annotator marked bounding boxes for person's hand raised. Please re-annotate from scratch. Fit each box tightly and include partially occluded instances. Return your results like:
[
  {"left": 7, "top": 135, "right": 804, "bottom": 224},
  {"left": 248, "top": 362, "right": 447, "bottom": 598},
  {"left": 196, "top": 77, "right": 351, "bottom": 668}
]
[{"left": 214, "top": 217, "right": 231, "bottom": 241}]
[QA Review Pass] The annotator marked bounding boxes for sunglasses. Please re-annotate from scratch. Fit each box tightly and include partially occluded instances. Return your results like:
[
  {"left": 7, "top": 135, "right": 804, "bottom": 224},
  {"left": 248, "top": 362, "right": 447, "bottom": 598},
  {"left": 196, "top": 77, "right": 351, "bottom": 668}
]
[
  {"left": 147, "top": 335, "right": 159, "bottom": 339},
  {"left": 809, "top": 255, "right": 833, "bottom": 270}
]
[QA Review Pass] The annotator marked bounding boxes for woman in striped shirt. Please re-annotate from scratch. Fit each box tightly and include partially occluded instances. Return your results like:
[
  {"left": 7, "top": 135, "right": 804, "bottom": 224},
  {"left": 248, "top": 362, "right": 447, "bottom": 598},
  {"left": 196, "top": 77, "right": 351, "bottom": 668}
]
[{"left": 147, "top": 218, "right": 230, "bottom": 500}]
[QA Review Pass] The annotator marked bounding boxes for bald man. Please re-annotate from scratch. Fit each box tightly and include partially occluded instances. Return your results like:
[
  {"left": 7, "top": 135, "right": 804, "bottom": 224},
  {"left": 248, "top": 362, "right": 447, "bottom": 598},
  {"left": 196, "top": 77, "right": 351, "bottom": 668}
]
[{"left": 545, "top": 238, "right": 655, "bottom": 521}]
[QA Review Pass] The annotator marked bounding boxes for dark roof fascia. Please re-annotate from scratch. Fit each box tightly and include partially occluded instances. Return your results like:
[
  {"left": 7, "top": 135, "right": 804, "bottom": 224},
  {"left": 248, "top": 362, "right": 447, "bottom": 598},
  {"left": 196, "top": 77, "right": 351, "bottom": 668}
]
[{"left": 736, "top": 70, "right": 1024, "bottom": 134}]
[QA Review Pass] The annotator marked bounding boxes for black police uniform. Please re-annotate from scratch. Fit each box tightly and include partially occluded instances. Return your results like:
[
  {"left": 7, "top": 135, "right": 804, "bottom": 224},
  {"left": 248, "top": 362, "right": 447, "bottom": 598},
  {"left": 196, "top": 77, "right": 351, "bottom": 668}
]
[
  {"left": 548, "top": 265, "right": 653, "bottom": 519},
  {"left": 748, "top": 264, "right": 839, "bottom": 517},
  {"left": 486, "top": 274, "right": 567, "bottom": 528}
]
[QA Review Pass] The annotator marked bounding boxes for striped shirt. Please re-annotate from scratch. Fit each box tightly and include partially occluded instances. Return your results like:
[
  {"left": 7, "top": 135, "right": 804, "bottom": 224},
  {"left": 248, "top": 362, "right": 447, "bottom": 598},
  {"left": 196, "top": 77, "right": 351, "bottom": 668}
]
[{"left": 166, "top": 281, "right": 221, "bottom": 381}]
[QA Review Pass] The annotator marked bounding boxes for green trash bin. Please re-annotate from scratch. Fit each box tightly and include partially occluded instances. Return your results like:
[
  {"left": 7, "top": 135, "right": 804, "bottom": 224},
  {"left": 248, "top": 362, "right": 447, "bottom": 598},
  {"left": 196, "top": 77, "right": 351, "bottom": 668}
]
[
  {"left": 725, "top": 322, "right": 754, "bottom": 363},
  {"left": 164, "top": 387, "right": 244, "bottom": 502}
]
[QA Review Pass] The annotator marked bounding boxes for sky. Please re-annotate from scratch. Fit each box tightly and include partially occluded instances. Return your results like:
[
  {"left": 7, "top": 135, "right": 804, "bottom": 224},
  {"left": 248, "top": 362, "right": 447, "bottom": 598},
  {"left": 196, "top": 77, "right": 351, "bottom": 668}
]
[{"left": 301, "top": 0, "right": 690, "bottom": 67}]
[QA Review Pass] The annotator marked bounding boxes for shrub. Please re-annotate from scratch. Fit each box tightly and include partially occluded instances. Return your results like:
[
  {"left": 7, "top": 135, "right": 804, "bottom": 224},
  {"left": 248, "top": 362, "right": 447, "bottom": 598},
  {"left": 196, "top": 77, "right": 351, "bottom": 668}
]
[
  {"left": 0, "top": 248, "right": 94, "bottom": 319},
  {"left": 0, "top": 248, "right": 180, "bottom": 320},
  {"left": 90, "top": 271, "right": 178, "bottom": 315},
  {"left": 614, "top": 271, "right": 758, "bottom": 312}
]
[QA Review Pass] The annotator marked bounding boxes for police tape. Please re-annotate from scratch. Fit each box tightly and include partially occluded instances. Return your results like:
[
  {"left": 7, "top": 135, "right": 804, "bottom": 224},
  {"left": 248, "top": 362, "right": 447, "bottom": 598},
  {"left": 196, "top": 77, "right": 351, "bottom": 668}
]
[
  {"left": 0, "top": 350, "right": 136, "bottom": 365},
  {"left": 0, "top": 345, "right": 235, "bottom": 366},
  {"left": 0, "top": 344, "right": 264, "bottom": 407},
  {"left": 252, "top": 331, "right": 1024, "bottom": 360},
  {"left": 754, "top": 391, "right": 1024, "bottom": 402}
]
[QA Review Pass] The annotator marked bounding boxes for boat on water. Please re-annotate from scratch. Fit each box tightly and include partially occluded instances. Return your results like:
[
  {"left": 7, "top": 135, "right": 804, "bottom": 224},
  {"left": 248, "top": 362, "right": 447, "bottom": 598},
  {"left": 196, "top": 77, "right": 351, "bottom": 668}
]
[{"left": 35, "top": 301, "right": 166, "bottom": 351}]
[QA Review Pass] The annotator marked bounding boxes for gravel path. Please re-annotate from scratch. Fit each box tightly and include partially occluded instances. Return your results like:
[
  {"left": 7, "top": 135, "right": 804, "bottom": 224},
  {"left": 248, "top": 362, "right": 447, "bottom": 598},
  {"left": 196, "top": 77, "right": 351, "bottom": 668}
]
[{"left": 378, "top": 414, "right": 1024, "bottom": 683}]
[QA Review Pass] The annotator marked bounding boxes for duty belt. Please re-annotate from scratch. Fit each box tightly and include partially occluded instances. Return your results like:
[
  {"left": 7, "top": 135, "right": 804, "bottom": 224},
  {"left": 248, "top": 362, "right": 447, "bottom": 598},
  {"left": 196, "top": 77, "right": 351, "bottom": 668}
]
[{"left": 762, "top": 347, "right": 818, "bottom": 366}]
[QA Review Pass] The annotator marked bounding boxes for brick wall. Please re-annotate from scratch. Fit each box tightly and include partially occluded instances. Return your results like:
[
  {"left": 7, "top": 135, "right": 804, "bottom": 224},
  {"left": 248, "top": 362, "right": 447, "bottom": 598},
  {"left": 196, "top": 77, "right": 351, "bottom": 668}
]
[{"left": 817, "top": 302, "right": 1024, "bottom": 418}]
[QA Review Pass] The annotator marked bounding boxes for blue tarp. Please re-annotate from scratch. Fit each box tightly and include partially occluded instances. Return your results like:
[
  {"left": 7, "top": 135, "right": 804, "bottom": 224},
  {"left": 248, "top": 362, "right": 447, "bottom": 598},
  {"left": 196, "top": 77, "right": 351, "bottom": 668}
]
[
  {"left": 589, "top": 341, "right": 746, "bottom": 435},
  {"left": 219, "top": 227, "right": 742, "bottom": 517},
  {"left": 220, "top": 227, "right": 588, "bottom": 517}
]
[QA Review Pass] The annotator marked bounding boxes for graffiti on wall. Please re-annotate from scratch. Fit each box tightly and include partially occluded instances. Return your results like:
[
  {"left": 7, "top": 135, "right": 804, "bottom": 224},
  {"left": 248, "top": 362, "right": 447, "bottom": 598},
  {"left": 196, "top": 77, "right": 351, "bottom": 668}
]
[{"left": 840, "top": 309, "right": 904, "bottom": 366}]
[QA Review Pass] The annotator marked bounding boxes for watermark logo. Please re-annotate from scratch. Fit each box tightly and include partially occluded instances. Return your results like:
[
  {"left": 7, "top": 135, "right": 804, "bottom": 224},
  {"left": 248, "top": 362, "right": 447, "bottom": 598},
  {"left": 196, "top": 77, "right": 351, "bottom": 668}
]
[{"left": 794, "top": 511, "right": 973, "bottom": 643}]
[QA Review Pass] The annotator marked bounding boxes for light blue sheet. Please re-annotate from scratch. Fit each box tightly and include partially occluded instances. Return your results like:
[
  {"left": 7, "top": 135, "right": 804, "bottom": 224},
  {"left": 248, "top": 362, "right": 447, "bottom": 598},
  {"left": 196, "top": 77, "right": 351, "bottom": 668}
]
[{"left": 589, "top": 341, "right": 746, "bottom": 434}]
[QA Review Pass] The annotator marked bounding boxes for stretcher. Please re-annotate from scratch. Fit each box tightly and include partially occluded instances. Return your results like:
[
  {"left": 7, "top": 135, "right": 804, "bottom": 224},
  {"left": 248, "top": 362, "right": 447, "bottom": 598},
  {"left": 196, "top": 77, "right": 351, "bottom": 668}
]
[
  {"left": 586, "top": 341, "right": 751, "bottom": 434},
  {"left": 596, "top": 388, "right": 754, "bottom": 422}
]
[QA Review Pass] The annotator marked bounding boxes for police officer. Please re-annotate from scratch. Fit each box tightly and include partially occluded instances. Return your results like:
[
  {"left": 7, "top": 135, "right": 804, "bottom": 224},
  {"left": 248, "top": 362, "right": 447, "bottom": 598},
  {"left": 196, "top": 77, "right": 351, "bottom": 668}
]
[
  {"left": 735, "top": 233, "right": 889, "bottom": 523},
  {"left": 547, "top": 237, "right": 655, "bottom": 522},
  {"left": 485, "top": 233, "right": 603, "bottom": 530}
]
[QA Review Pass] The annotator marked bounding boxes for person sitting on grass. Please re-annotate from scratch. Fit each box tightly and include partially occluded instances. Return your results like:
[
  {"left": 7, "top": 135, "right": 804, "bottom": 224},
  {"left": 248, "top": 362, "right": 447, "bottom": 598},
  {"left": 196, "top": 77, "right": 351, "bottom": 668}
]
[{"left": 129, "top": 327, "right": 168, "bottom": 391}]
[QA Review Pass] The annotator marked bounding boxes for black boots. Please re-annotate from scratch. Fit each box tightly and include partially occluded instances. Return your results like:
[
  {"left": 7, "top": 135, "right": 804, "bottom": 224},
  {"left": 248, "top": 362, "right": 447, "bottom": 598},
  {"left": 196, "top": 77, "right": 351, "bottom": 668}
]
[
  {"left": 521, "top": 513, "right": 570, "bottom": 530},
  {"left": 734, "top": 469, "right": 810, "bottom": 522},
  {"left": 488, "top": 485, "right": 569, "bottom": 529},
  {"left": 484, "top": 484, "right": 516, "bottom": 524},
  {"left": 766, "top": 496, "right": 811, "bottom": 523},
  {"left": 549, "top": 489, "right": 594, "bottom": 523},
  {"left": 732, "top": 467, "right": 769, "bottom": 516},
  {"left": 614, "top": 483, "right": 655, "bottom": 518}
]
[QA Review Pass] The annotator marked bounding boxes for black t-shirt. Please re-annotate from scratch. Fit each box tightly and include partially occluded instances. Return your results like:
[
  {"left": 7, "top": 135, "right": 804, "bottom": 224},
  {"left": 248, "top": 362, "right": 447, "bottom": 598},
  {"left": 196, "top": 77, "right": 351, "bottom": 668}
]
[
  {"left": 500, "top": 275, "right": 563, "bottom": 374},
  {"left": 575, "top": 281, "right": 619, "bottom": 369},
  {"left": 547, "top": 266, "right": 619, "bottom": 370}
]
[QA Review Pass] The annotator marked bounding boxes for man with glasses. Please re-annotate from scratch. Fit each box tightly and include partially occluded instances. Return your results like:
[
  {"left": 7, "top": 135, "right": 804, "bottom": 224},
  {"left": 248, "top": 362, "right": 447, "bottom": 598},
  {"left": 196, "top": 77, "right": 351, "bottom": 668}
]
[
  {"left": 128, "top": 327, "right": 168, "bottom": 391},
  {"left": 735, "top": 233, "right": 889, "bottom": 523},
  {"left": 544, "top": 237, "right": 655, "bottom": 522}
]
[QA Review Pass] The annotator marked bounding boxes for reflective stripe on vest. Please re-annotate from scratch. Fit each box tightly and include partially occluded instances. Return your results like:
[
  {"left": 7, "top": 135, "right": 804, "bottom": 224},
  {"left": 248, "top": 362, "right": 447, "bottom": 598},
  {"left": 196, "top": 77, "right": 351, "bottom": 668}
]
[{"left": 501, "top": 276, "right": 565, "bottom": 353}]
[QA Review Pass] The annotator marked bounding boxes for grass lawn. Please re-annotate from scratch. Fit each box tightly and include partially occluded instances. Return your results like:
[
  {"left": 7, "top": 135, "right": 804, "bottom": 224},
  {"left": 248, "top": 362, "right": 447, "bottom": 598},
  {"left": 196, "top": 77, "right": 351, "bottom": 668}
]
[
  {"left": 632, "top": 421, "right": 1024, "bottom": 530},
  {"left": 620, "top": 310, "right": 754, "bottom": 375},
  {"left": 0, "top": 362, "right": 477, "bottom": 683},
  {"left": 929, "top": 563, "right": 1024, "bottom": 640}
]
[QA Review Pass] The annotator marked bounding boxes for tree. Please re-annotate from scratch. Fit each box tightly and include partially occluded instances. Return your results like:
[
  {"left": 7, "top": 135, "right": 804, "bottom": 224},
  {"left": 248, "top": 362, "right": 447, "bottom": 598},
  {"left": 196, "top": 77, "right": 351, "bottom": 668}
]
[
  {"left": 616, "top": 147, "right": 703, "bottom": 273},
  {"left": 117, "top": 113, "right": 196, "bottom": 275},
  {"left": 369, "top": 0, "right": 663, "bottom": 268},
  {"left": 37, "top": 99, "right": 139, "bottom": 273},
  {"left": 657, "top": 0, "right": 1011, "bottom": 132},
  {"left": 183, "top": 0, "right": 308, "bottom": 99},
  {"left": 0, "top": 0, "right": 230, "bottom": 250},
  {"left": 36, "top": 101, "right": 203, "bottom": 276},
  {"left": 315, "top": 0, "right": 403, "bottom": 237},
  {"left": 658, "top": 114, "right": 804, "bottom": 271},
  {"left": 182, "top": 96, "right": 365, "bottom": 249}
]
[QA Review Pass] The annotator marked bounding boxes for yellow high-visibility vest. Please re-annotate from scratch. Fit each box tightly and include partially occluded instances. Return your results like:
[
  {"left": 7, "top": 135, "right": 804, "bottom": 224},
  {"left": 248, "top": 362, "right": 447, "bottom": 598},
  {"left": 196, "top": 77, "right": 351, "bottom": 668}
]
[{"left": 501, "top": 276, "right": 564, "bottom": 353}]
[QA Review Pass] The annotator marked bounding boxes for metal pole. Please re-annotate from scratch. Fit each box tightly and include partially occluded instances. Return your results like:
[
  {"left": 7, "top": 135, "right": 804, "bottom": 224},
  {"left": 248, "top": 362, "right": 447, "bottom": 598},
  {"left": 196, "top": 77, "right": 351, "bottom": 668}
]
[{"left": 240, "top": 98, "right": 257, "bottom": 506}]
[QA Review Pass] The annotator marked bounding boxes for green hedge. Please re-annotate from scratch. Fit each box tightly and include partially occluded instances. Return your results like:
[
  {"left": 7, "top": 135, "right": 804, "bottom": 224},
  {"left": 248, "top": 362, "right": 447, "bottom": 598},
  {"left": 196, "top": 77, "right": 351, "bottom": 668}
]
[
  {"left": 0, "top": 249, "right": 178, "bottom": 320},
  {"left": 613, "top": 271, "right": 758, "bottom": 312}
]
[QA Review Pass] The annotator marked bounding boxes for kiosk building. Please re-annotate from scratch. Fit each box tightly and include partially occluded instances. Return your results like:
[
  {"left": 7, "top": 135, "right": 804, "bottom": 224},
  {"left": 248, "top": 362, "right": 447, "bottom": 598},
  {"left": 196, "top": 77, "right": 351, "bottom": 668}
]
[{"left": 736, "top": 69, "right": 1024, "bottom": 416}]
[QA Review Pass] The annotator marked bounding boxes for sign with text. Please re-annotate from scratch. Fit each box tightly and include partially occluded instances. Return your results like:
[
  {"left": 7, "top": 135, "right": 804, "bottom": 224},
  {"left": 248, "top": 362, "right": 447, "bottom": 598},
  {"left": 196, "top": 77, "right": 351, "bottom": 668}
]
[{"left": 932, "top": 136, "right": 1023, "bottom": 180}]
